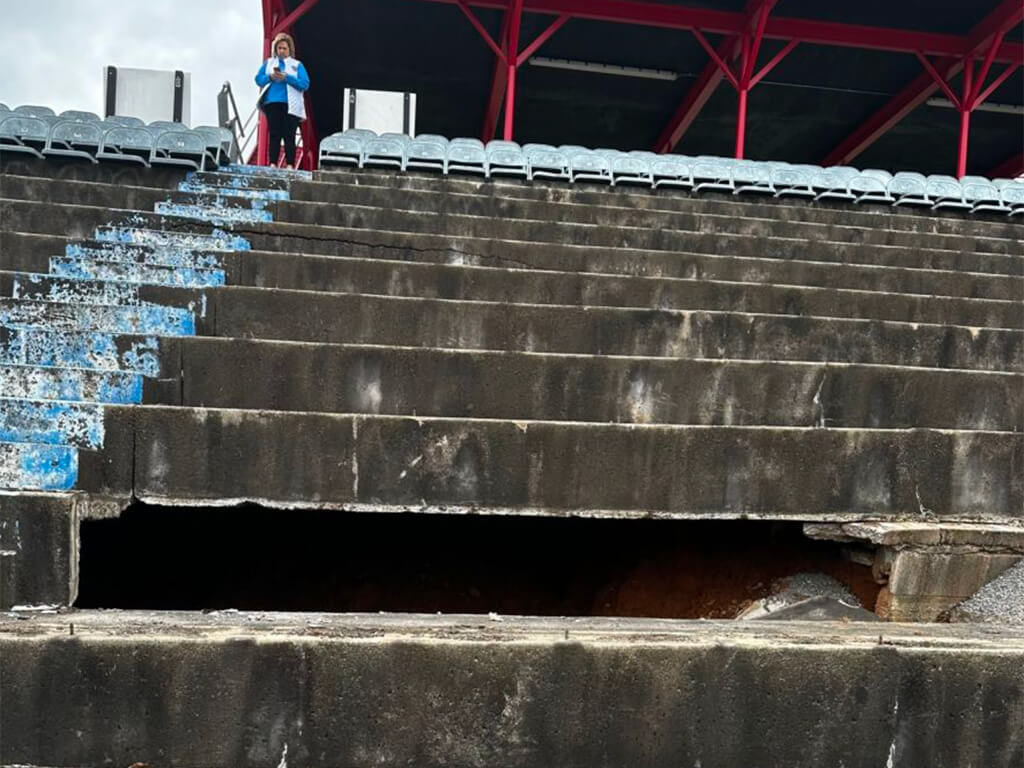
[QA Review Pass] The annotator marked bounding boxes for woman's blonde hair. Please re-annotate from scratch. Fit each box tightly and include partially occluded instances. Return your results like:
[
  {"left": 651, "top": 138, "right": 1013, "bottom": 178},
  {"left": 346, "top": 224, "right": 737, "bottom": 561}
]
[{"left": 271, "top": 33, "right": 296, "bottom": 57}]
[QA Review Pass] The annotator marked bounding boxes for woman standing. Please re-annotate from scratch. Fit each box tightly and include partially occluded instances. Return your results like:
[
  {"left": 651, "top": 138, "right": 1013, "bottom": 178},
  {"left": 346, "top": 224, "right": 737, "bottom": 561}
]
[{"left": 255, "top": 32, "right": 310, "bottom": 169}]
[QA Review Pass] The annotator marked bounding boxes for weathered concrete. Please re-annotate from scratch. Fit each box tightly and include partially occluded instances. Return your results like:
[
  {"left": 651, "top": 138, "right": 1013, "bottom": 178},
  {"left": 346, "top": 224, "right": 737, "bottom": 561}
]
[
  {"left": 5, "top": 172, "right": 1020, "bottom": 257},
  {"left": 1, "top": 611, "right": 1022, "bottom": 768},
  {"left": 77, "top": 405, "right": 1023, "bottom": 521},
  {"left": 313, "top": 167, "right": 1024, "bottom": 239},
  {"left": 139, "top": 336, "right": 1024, "bottom": 430},
  {"left": 0, "top": 492, "right": 76, "bottom": 608}
]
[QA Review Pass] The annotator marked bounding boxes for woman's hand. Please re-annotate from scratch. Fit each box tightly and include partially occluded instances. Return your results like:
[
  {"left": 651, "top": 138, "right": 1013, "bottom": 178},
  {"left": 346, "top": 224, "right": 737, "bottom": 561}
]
[{"left": 270, "top": 70, "right": 286, "bottom": 82}]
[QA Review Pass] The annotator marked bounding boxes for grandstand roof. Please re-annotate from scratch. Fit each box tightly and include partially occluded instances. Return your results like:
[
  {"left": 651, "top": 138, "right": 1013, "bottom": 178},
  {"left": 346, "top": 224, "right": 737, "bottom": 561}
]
[{"left": 277, "top": 0, "right": 1023, "bottom": 176}]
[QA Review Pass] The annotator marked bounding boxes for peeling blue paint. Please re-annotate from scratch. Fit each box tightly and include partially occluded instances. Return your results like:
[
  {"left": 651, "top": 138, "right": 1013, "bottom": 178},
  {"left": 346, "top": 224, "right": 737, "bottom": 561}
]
[
  {"left": 0, "top": 364, "right": 142, "bottom": 404},
  {"left": 177, "top": 182, "right": 290, "bottom": 202},
  {"left": 0, "top": 398, "right": 105, "bottom": 449},
  {"left": 0, "top": 301, "right": 194, "bottom": 336},
  {"left": 219, "top": 163, "right": 312, "bottom": 180},
  {"left": 0, "top": 441, "right": 78, "bottom": 491},
  {"left": 3, "top": 330, "right": 161, "bottom": 376},
  {"left": 65, "top": 242, "right": 224, "bottom": 270},
  {"left": 13, "top": 273, "right": 141, "bottom": 306},
  {"left": 155, "top": 201, "right": 273, "bottom": 225},
  {"left": 94, "top": 226, "right": 250, "bottom": 252},
  {"left": 51, "top": 257, "right": 227, "bottom": 288}
]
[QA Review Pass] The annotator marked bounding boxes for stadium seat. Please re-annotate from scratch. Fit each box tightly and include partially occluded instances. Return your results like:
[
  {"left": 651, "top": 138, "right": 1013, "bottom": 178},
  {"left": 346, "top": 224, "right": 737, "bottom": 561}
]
[
  {"left": 319, "top": 132, "right": 367, "bottom": 167},
  {"left": 486, "top": 140, "right": 529, "bottom": 179},
  {"left": 887, "top": 172, "right": 931, "bottom": 207},
  {"left": 850, "top": 169, "right": 894, "bottom": 204},
  {"left": 363, "top": 133, "right": 409, "bottom": 170},
  {"left": 731, "top": 160, "right": 775, "bottom": 195},
  {"left": 567, "top": 149, "right": 613, "bottom": 185},
  {"left": 959, "top": 176, "right": 1007, "bottom": 214},
  {"left": 96, "top": 127, "right": 154, "bottom": 166},
  {"left": 42, "top": 119, "right": 102, "bottom": 163},
  {"left": 13, "top": 105, "right": 56, "bottom": 118},
  {"left": 446, "top": 138, "right": 488, "bottom": 177},
  {"left": 194, "top": 125, "right": 235, "bottom": 165},
  {"left": 523, "top": 144, "right": 570, "bottom": 182},
  {"left": 925, "top": 175, "right": 971, "bottom": 211},
  {"left": 771, "top": 164, "right": 819, "bottom": 198},
  {"left": 995, "top": 180, "right": 1024, "bottom": 215},
  {"left": 606, "top": 152, "right": 653, "bottom": 186},
  {"left": 692, "top": 156, "right": 734, "bottom": 193},
  {"left": 150, "top": 130, "right": 207, "bottom": 171},
  {"left": 58, "top": 110, "right": 101, "bottom": 123},
  {"left": 0, "top": 115, "right": 48, "bottom": 157},
  {"left": 103, "top": 115, "right": 145, "bottom": 128},
  {"left": 649, "top": 154, "right": 693, "bottom": 189},
  {"left": 0, "top": 103, "right": 8, "bottom": 113},
  {"left": 405, "top": 134, "right": 448, "bottom": 173},
  {"left": 149, "top": 120, "right": 188, "bottom": 133},
  {"left": 814, "top": 166, "right": 860, "bottom": 201}
]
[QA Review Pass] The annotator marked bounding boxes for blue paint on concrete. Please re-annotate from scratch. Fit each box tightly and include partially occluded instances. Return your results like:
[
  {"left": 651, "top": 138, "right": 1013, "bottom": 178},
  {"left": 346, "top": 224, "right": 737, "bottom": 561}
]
[
  {"left": 155, "top": 200, "right": 273, "bottom": 225},
  {"left": 0, "top": 398, "right": 105, "bottom": 449},
  {"left": 0, "top": 364, "right": 143, "bottom": 404},
  {"left": 94, "top": 227, "right": 250, "bottom": 252},
  {"left": 11, "top": 442, "right": 78, "bottom": 491},
  {"left": 51, "top": 257, "right": 227, "bottom": 288},
  {"left": 9, "top": 331, "right": 161, "bottom": 377},
  {"left": 65, "top": 242, "right": 224, "bottom": 271}
]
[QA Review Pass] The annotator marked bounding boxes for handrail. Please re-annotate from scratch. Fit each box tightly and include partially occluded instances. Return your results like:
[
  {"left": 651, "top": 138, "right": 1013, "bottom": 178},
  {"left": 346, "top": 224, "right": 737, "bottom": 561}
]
[{"left": 218, "top": 80, "right": 305, "bottom": 167}]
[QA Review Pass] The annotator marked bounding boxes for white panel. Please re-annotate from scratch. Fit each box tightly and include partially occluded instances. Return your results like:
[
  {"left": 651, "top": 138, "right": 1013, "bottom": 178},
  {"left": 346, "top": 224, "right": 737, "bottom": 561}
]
[
  {"left": 104, "top": 67, "right": 191, "bottom": 125},
  {"left": 343, "top": 88, "right": 416, "bottom": 136}
]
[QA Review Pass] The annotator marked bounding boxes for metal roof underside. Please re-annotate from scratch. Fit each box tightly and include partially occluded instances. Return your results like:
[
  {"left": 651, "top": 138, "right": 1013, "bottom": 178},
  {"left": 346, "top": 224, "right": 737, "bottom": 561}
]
[{"left": 289, "top": 0, "right": 1023, "bottom": 175}]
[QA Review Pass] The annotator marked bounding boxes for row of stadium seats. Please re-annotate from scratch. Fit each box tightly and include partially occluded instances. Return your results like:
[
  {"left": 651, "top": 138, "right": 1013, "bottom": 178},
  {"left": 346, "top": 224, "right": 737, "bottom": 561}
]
[
  {"left": 319, "top": 130, "right": 1024, "bottom": 215},
  {"left": 0, "top": 103, "right": 233, "bottom": 171}
]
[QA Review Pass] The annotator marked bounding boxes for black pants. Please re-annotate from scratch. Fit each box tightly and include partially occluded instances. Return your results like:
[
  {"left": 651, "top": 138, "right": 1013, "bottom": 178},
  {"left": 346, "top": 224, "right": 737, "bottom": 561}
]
[{"left": 264, "top": 101, "right": 300, "bottom": 165}]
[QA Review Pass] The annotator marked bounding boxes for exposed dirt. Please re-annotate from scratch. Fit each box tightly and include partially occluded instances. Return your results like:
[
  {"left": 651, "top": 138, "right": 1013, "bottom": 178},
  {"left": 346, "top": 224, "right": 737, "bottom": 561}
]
[{"left": 78, "top": 504, "right": 880, "bottom": 619}]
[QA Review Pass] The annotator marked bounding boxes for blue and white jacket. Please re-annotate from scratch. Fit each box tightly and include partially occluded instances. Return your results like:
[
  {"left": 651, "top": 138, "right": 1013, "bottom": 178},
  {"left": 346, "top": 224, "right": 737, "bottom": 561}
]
[{"left": 255, "top": 56, "right": 310, "bottom": 120}]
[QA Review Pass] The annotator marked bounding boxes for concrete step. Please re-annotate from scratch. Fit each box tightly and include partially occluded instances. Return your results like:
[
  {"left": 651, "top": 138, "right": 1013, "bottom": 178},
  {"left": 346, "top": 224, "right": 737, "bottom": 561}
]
[
  {"left": 271, "top": 202, "right": 1023, "bottom": 276},
  {"left": 0, "top": 327, "right": 161, "bottom": 375},
  {"left": 80, "top": 405, "right": 1023, "bottom": 520},
  {"left": 0, "top": 491, "right": 76, "bottom": 607},
  {"left": 4, "top": 172, "right": 1017, "bottom": 256},
  {"left": 0, "top": 364, "right": 142, "bottom": 403},
  {"left": 3, "top": 230, "right": 1020, "bottom": 303},
  {"left": 312, "top": 168, "right": 1024, "bottom": 239},
  {"left": 159, "top": 287, "right": 1021, "bottom": 371},
  {"left": 0, "top": 441, "right": 76, "bottom": 491},
  {"left": 5, "top": 612, "right": 1021, "bottom": 768},
  {"left": 0, "top": 298, "right": 195, "bottom": 336},
  {"left": 6, "top": 253, "right": 1021, "bottom": 328},
  {"left": 283, "top": 181, "right": 1021, "bottom": 256},
  {"left": 3, "top": 198, "right": 1021, "bottom": 278},
  {"left": 145, "top": 336, "right": 1024, "bottom": 430},
  {"left": 0, "top": 397, "right": 104, "bottom": 449}
]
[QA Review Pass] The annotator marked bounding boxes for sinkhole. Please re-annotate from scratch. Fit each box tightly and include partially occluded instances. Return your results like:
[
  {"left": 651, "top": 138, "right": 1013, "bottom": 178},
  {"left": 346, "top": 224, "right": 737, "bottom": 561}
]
[{"left": 77, "top": 504, "right": 880, "bottom": 617}]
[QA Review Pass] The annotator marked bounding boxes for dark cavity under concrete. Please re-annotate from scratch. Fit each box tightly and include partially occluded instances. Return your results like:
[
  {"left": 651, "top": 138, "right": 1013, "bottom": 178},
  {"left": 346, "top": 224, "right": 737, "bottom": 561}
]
[{"left": 77, "top": 505, "right": 879, "bottom": 617}]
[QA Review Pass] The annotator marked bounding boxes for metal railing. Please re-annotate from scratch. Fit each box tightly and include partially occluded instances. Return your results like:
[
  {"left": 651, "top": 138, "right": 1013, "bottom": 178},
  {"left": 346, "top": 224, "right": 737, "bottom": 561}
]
[{"left": 218, "top": 80, "right": 305, "bottom": 166}]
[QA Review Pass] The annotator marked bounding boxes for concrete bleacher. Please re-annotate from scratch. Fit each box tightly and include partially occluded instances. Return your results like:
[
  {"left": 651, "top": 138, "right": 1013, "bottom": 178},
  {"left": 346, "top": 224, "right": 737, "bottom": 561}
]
[{"left": 1, "top": 152, "right": 1023, "bottom": 765}]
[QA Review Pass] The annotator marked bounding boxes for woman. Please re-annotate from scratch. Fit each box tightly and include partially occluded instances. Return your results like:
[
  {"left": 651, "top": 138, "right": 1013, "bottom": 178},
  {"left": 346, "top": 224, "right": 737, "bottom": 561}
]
[{"left": 255, "top": 33, "right": 310, "bottom": 169}]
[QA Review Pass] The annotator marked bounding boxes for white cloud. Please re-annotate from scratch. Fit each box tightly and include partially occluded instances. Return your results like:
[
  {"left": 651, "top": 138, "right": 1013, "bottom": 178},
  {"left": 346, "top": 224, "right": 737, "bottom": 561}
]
[{"left": 1, "top": 0, "right": 262, "bottom": 127}]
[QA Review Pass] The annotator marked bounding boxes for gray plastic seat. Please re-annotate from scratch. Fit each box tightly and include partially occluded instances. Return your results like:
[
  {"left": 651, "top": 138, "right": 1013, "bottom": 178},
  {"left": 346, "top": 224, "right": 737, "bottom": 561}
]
[
  {"left": 850, "top": 170, "right": 894, "bottom": 204},
  {"left": 0, "top": 103, "right": 8, "bottom": 113},
  {"left": 0, "top": 115, "right": 48, "bottom": 157},
  {"left": 997, "top": 182, "right": 1024, "bottom": 215},
  {"left": 446, "top": 138, "right": 488, "bottom": 177},
  {"left": 194, "top": 125, "right": 234, "bottom": 165},
  {"left": 649, "top": 154, "right": 693, "bottom": 189},
  {"left": 486, "top": 140, "right": 528, "bottom": 179},
  {"left": 97, "top": 127, "right": 153, "bottom": 166},
  {"left": 363, "top": 133, "right": 409, "bottom": 169},
  {"left": 13, "top": 105, "right": 56, "bottom": 118},
  {"left": 925, "top": 175, "right": 970, "bottom": 210},
  {"left": 523, "top": 144, "right": 569, "bottom": 182},
  {"left": 731, "top": 160, "right": 775, "bottom": 195},
  {"left": 149, "top": 120, "right": 188, "bottom": 132},
  {"left": 43, "top": 119, "right": 102, "bottom": 163},
  {"left": 608, "top": 154, "right": 653, "bottom": 186},
  {"left": 959, "top": 176, "right": 1007, "bottom": 213},
  {"left": 772, "top": 164, "right": 819, "bottom": 198},
  {"left": 887, "top": 172, "right": 930, "bottom": 207},
  {"left": 567, "top": 150, "right": 613, "bottom": 185},
  {"left": 150, "top": 130, "right": 206, "bottom": 170},
  {"left": 319, "top": 132, "right": 366, "bottom": 167},
  {"left": 814, "top": 167, "right": 860, "bottom": 201},
  {"left": 692, "top": 156, "right": 734, "bottom": 193},
  {"left": 59, "top": 109, "right": 101, "bottom": 123},
  {"left": 405, "top": 134, "right": 448, "bottom": 173},
  {"left": 103, "top": 115, "right": 145, "bottom": 128}
]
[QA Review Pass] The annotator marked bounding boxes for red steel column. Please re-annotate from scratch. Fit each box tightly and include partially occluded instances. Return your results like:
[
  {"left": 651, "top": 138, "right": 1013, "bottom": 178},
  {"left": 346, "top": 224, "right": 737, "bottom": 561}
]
[
  {"left": 503, "top": 0, "right": 525, "bottom": 140},
  {"left": 957, "top": 58, "right": 973, "bottom": 178},
  {"left": 257, "top": 0, "right": 275, "bottom": 166}
]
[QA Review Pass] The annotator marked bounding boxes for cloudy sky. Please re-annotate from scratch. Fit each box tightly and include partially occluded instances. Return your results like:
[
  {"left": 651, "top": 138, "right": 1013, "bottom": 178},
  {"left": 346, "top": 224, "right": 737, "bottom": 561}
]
[{"left": 2, "top": 0, "right": 262, "bottom": 127}]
